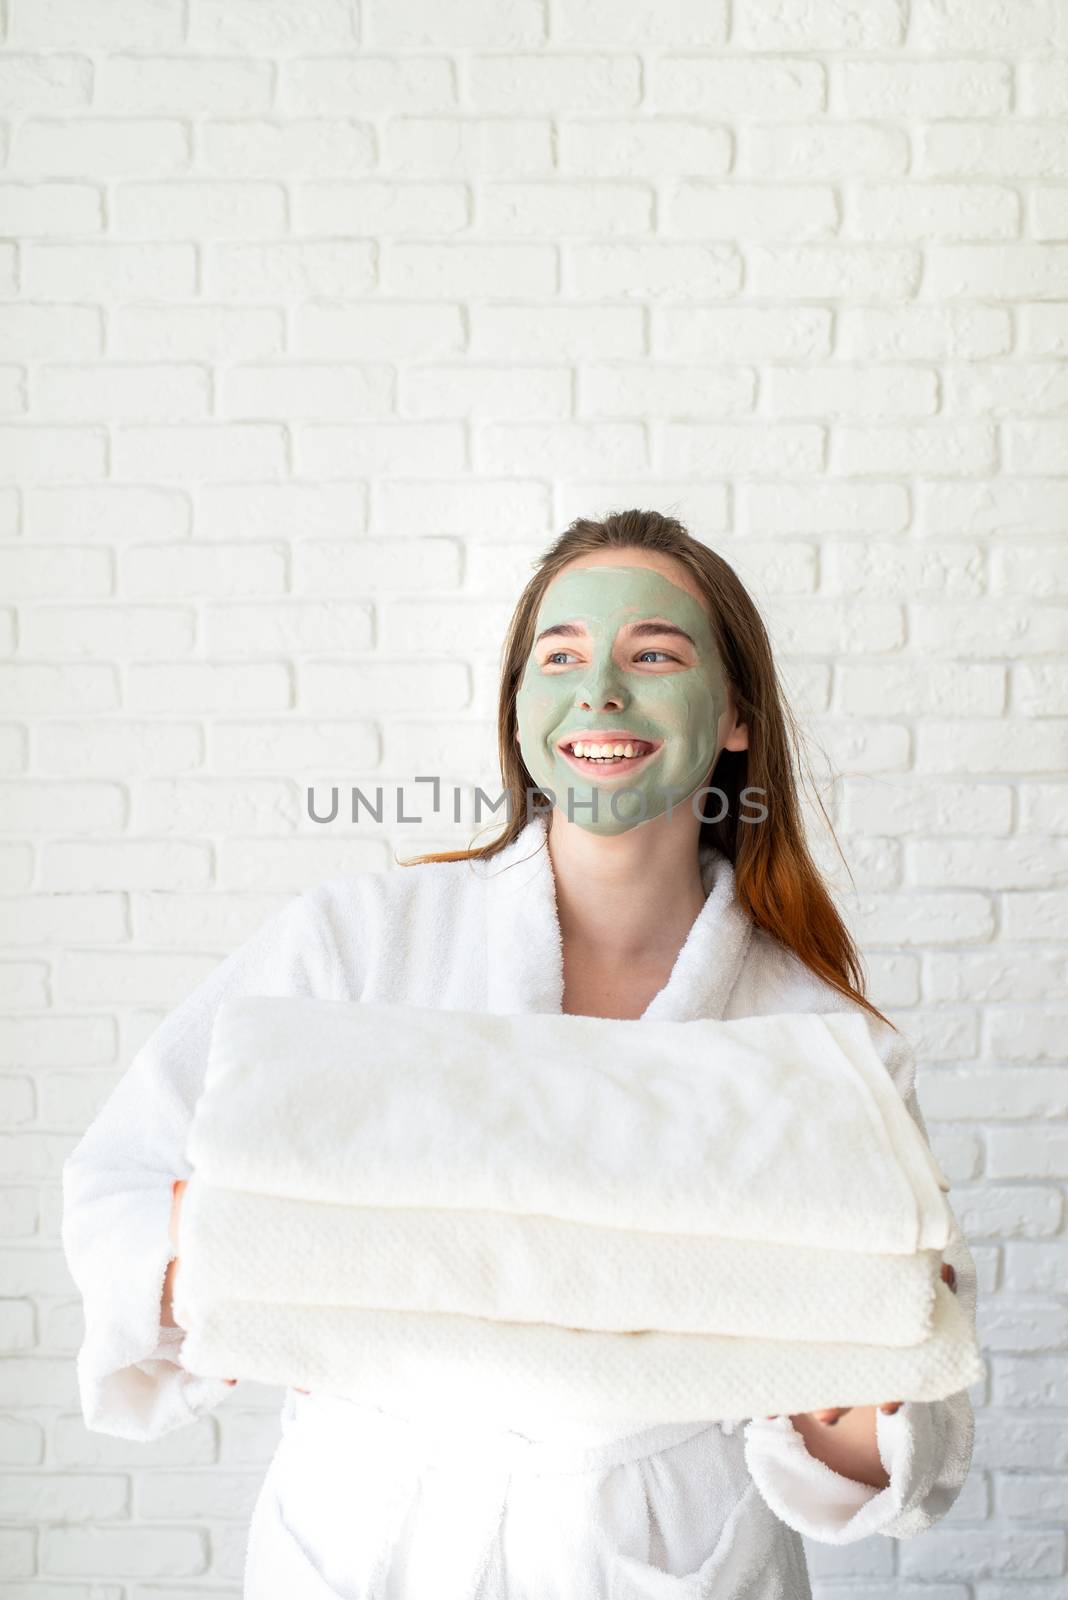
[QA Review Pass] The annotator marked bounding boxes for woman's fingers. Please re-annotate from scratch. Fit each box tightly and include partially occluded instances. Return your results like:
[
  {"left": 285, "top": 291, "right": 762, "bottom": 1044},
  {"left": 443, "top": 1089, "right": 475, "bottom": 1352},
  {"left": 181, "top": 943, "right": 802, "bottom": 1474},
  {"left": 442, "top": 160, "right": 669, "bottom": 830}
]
[
  {"left": 815, "top": 1402, "right": 906, "bottom": 1420},
  {"left": 765, "top": 1405, "right": 903, "bottom": 1424},
  {"left": 168, "top": 1178, "right": 186, "bottom": 1250},
  {"left": 811, "top": 1402, "right": 903, "bottom": 1423},
  {"left": 764, "top": 1408, "right": 851, "bottom": 1425}
]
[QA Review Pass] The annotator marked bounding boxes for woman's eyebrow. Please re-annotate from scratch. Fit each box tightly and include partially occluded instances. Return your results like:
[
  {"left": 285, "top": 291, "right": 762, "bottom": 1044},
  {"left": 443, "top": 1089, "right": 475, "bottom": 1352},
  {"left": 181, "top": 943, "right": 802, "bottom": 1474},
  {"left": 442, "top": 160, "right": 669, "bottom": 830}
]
[
  {"left": 534, "top": 619, "right": 697, "bottom": 647},
  {"left": 534, "top": 621, "right": 585, "bottom": 646},
  {"left": 628, "top": 620, "right": 696, "bottom": 647}
]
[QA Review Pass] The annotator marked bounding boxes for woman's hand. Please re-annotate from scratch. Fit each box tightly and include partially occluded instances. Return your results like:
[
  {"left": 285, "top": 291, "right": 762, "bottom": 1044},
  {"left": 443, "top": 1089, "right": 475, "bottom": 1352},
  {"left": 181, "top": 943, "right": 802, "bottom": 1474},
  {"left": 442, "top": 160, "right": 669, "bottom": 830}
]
[
  {"left": 168, "top": 1178, "right": 238, "bottom": 1387},
  {"left": 168, "top": 1177, "right": 186, "bottom": 1250},
  {"left": 765, "top": 1259, "right": 958, "bottom": 1426}
]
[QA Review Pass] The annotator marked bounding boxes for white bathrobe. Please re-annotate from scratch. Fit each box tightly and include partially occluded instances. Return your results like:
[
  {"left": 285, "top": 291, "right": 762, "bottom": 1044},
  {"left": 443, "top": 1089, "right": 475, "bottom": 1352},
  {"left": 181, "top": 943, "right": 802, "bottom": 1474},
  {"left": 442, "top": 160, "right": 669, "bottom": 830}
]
[{"left": 61, "top": 811, "right": 978, "bottom": 1600}]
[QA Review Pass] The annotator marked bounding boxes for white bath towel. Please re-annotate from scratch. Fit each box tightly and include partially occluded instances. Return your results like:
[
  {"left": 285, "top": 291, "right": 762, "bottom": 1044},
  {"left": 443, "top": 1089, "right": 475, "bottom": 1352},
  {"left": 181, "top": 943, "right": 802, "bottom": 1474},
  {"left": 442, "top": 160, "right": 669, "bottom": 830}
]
[
  {"left": 174, "top": 1178, "right": 943, "bottom": 1347},
  {"left": 177, "top": 1277, "right": 983, "bottom": 1426},
  {"left": 185, "top": 996, "right": 952, "bottom": 1256}
]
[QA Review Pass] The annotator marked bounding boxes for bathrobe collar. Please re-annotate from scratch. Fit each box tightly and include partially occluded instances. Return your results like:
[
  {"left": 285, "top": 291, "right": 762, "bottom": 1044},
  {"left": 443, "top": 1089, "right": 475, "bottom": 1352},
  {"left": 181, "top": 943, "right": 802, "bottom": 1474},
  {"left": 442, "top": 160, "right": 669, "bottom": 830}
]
[{"left": 480, "top": 810, "right": 753, "bottom": 1023}]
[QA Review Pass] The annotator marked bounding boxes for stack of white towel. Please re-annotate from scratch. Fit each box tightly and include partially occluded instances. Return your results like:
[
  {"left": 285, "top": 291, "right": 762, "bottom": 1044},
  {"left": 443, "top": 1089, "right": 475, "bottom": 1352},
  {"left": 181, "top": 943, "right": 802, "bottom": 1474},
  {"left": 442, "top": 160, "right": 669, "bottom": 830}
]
[{"left": 173, "top": 996, "right": 984, "bottom": 1424}]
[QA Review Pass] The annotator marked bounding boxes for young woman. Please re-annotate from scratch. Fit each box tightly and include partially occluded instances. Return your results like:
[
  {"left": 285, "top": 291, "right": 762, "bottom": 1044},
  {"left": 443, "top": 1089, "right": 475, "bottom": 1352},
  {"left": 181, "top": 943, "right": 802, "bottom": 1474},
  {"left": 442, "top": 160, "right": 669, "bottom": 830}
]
[{"left": 62, "top": 509, "right": 976, "bottom": 1600}]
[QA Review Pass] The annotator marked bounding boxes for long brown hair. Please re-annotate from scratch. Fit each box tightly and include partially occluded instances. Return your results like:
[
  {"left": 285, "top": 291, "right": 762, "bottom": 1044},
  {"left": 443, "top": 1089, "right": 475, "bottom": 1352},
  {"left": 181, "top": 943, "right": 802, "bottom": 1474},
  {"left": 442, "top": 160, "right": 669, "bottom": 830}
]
[{"left": 398, "top": 508, "right": 891, "bottom": 1029}]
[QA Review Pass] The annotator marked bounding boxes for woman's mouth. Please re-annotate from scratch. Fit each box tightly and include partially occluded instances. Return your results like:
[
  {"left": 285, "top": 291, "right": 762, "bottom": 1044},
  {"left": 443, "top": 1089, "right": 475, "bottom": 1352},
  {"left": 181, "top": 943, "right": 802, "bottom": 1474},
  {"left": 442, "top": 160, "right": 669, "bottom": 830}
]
[{"left": 557, "top": 737, "right": 661, "bottom": 776}]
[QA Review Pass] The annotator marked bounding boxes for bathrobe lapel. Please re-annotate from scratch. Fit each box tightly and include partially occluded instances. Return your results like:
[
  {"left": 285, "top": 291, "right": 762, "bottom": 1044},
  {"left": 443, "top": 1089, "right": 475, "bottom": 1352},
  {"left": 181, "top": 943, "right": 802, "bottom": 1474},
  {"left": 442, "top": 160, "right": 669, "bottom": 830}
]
[{"left": 481, "top": 812, "right": 753, "bottom": 1024}]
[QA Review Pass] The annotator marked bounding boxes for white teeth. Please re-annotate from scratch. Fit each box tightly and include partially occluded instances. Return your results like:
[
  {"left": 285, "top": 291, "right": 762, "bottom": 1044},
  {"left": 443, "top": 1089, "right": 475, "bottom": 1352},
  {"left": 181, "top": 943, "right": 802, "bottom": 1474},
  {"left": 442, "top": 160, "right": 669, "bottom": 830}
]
[{"left": 569, "top": 740, "right": 647, "bottom": 761}]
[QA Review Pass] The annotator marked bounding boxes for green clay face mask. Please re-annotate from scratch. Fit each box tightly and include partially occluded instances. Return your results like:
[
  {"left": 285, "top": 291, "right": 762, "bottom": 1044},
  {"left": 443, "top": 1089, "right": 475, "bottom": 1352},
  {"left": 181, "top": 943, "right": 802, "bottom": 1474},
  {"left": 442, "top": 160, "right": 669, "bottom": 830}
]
[{"left": 515, "top": 564, "right": 730, "bottom": 836}]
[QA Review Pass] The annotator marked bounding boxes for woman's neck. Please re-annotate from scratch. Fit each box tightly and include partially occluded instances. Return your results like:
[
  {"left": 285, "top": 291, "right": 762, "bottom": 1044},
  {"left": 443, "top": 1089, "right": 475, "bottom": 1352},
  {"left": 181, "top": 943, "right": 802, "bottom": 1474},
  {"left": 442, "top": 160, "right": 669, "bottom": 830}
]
[{"left": 547, "top": 809, "right": 709, "bottom": 972}]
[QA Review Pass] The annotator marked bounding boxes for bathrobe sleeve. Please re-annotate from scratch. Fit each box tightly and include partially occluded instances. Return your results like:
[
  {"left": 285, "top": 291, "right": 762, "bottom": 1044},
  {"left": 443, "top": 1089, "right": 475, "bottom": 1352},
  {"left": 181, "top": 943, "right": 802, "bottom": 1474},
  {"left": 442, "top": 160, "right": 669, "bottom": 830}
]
[
  {"left": 741, "top": 1017, "right": 978, "bottom": 1544},
  {"left": 60, "top": 885, "right": 343, "bottom": 1443}
]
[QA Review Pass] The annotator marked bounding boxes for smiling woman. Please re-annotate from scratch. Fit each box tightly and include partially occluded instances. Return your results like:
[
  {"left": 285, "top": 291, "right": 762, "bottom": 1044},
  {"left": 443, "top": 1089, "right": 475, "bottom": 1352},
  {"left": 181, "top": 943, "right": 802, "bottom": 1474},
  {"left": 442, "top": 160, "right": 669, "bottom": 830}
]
[
  {"left": 515, "top": 561, "right": 748, "bottom": 834},
  {"left": 62, "top": 507, "right": 979, "bottom": 1600},
  {"left": 387, "top": 509, "right": 978, "bottom": 1585},
  {"left": 406, "top": 510, "right": 889, "bottom": 1030}
]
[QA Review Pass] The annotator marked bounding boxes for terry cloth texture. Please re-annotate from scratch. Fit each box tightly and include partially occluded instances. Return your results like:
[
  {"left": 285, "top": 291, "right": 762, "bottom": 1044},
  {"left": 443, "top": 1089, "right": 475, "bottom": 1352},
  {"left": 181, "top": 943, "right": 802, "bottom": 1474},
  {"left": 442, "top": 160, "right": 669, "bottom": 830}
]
[
  {"left": 173, "top": 997, "right": 981, "bottom": 1421},
  {"left": 61, "top": 810, "right": 981, "bottom": 1584},
  {"left": 184, "top": 999, "right": 953, "bottom": 1253},
  {"left": 177, "top": 1182, "right": 943, "bottom": 1345},
  {"left": 179, "top": 1278, "right": 980, "bottom": 1426}
]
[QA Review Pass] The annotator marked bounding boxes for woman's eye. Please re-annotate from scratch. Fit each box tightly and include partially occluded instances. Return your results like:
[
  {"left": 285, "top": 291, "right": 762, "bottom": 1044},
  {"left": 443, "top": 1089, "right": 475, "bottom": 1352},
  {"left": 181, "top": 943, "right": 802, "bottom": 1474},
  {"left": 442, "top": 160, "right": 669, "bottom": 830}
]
[
  {"left": 543, "top": 646, "right": 684, "bottom": 665},
  {"left": 542, "top": 648, "right": 678, "bottom": 667}
]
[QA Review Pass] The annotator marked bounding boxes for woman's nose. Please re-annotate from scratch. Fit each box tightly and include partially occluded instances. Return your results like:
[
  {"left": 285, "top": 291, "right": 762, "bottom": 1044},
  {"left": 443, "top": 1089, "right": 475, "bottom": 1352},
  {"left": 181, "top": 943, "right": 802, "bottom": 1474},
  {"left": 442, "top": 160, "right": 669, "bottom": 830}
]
[
  {"left": 576, "top": 660, "right": 627, "bottom": 711},
  {"left": 579, "top": 688, "right": 624, "bottom": 710}
]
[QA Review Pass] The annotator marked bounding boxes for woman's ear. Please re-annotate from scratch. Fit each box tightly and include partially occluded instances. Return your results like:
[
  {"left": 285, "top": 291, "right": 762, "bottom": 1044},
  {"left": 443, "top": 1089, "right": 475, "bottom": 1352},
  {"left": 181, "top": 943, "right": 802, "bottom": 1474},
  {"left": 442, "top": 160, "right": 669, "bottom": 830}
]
[
  {"left": 723, "top": 720, "right": 748, "bottom": 752},
  {"left": 720, "top": 690, "right": 748, "bottom": 753}
]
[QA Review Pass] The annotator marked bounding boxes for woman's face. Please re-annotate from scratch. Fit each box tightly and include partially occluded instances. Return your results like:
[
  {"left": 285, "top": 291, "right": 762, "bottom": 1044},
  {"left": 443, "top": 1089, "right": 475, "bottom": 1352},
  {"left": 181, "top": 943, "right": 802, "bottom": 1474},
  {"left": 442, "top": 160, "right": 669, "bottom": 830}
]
[{"left": 515, "top": 557, "right": 738, "bottom": 836}]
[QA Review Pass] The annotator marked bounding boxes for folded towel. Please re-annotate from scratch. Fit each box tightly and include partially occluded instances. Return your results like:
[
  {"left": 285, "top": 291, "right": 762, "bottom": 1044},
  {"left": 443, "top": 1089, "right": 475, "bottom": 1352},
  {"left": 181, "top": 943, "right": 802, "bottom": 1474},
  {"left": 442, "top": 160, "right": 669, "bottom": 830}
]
[
  {"left": 186, "top": 997, "right": 952, "bottom": 1255},
  {"left": 177, "top": 1277, "right": 983, "bottom": 1425},
  {"left": 175, "top": 1178, "right": 942, "bottom": 1347}
]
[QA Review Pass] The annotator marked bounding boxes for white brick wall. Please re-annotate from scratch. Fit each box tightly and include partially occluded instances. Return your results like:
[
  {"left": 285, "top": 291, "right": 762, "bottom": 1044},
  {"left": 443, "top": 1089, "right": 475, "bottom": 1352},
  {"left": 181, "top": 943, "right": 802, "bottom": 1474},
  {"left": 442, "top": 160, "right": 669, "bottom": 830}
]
[{"left": 3, "top": 0, "right": 1066, "bottom": 1591}]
